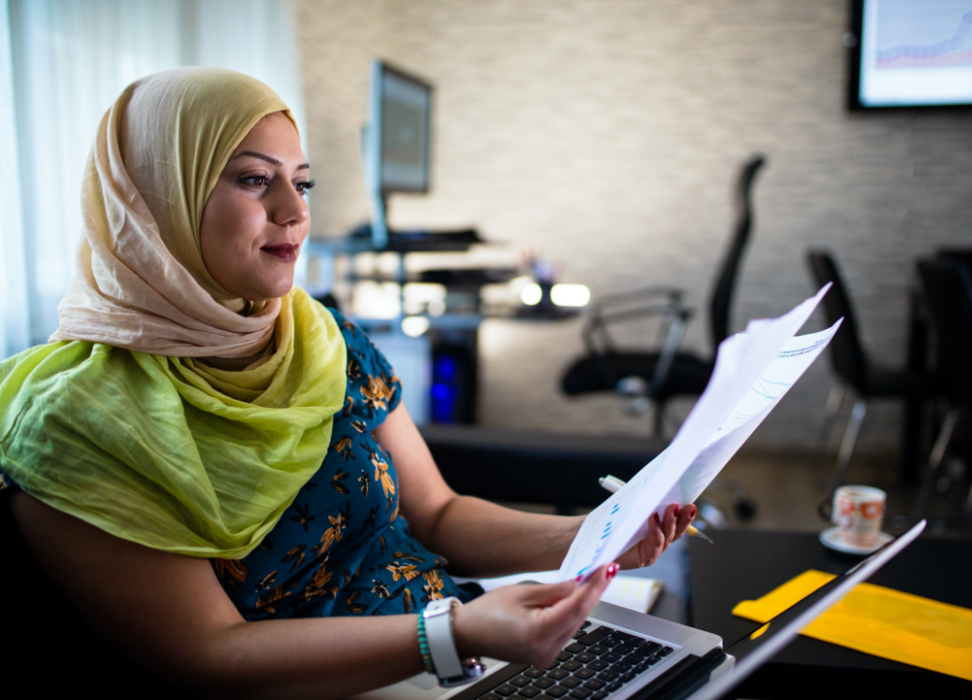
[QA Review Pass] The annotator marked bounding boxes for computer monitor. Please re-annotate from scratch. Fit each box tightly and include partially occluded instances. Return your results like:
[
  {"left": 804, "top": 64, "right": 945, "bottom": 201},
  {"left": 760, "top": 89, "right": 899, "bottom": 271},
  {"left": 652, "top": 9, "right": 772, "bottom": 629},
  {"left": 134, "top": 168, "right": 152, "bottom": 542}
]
[{"left": 364, "top": 60, "right": 434, "bottom": 247}]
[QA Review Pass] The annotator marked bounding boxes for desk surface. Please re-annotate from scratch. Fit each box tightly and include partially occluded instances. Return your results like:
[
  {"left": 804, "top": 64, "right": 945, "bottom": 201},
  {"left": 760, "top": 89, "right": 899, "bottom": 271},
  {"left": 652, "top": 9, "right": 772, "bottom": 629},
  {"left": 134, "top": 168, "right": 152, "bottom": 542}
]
[{"left": 688, "top": 529, "right": 972, "bottom": 698}]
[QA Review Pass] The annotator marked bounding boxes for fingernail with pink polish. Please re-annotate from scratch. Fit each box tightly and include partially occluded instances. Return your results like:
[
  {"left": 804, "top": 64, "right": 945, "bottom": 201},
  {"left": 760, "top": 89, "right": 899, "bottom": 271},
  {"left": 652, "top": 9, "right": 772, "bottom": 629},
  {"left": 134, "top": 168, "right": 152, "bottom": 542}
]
[
  {"left": 606, "top": 563, "right": 620, "bottom": 581},
  {"left": 575, "top": 575, "right": 582, "bottom": 582},
  {"left": 674, "top": 505, "right": 680, "bottom": 516}
]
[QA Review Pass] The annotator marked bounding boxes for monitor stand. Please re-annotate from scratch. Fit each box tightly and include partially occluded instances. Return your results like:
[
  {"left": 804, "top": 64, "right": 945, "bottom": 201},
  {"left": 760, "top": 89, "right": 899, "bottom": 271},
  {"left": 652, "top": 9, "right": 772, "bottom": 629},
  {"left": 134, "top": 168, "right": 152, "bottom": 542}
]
[{"left": 368, "top": 191, "right": 389, "bottom": 249}]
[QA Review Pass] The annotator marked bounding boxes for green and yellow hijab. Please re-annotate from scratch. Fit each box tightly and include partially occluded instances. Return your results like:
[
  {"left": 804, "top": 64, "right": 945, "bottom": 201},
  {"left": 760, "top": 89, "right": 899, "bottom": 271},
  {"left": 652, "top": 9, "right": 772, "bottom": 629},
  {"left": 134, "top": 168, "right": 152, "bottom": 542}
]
[{"left": 0, "top": 67, "right": 345, "bottom": 558}]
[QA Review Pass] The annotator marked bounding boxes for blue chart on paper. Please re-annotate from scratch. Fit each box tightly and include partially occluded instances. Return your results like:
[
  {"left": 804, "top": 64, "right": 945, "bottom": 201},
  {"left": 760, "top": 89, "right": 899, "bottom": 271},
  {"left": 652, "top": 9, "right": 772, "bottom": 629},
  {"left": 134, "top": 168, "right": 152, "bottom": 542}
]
[{"left": 749, "top": 377, "right": 790, "bottom": 401}]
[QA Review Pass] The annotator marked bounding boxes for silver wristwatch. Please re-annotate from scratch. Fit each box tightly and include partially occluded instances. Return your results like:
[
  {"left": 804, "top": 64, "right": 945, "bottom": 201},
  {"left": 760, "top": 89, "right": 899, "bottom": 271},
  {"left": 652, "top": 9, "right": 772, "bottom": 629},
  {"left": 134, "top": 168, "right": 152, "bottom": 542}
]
[{"left": 421, "top": 596, "right": 485, "bottom": 687}]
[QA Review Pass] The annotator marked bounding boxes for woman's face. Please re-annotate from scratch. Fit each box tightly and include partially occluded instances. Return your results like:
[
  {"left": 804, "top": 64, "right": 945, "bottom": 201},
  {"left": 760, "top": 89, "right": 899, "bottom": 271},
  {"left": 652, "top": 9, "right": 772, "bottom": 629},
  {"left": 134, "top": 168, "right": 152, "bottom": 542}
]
[{"left": 200, "top": 111, "right": 312, "bottom": 302}]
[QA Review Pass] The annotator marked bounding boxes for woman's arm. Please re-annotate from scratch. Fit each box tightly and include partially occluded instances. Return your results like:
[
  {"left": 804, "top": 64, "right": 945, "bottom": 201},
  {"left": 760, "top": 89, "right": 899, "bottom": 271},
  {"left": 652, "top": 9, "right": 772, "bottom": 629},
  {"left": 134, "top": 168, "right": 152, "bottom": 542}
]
[
  {"left": 374, "top": 404, "right": 694, "bottom": 578},
  {"left": 11, "top": 491, "right": 612, "bottom": 699},
  {"left": 373, "top": 404, "right": 580, "bottom": 576}
]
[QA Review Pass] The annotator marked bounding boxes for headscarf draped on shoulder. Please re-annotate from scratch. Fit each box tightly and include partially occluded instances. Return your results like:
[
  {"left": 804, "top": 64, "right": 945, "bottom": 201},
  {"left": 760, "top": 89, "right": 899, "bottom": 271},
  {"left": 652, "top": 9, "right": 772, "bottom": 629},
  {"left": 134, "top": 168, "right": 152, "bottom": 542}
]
[{"left": 0, "top": 67, "right": 346, "bottom": 558}]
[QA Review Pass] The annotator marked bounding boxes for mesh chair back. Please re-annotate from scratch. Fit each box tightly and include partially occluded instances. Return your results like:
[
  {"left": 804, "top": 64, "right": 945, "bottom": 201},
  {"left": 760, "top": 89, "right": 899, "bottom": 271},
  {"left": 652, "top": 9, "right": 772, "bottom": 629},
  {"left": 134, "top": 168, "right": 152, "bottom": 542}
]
[
  {"left": 806, "top": 250, "right": 870, "bottom": 394},
  {"left": 917, "top": 258, "right": 972, "bottom": 407},
  {"left": 709, "top": 155, "right": 766, "bottom": 351}
]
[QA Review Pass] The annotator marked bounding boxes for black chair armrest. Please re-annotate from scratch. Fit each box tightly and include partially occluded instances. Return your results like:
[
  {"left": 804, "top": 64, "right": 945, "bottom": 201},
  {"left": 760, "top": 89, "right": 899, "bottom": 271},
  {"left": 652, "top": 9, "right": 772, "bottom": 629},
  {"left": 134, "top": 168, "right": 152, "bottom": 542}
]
[{"left": 583, "top": 286, "right": 692, "bottom": 356}]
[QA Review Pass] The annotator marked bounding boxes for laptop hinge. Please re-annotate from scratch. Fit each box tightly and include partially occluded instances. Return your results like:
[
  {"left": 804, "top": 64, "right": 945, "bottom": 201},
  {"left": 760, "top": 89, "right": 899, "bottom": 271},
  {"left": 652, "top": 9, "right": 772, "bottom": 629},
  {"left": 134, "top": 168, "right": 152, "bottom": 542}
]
[{"left": 632, "top": 648, "right": 729, "bottom": 700}]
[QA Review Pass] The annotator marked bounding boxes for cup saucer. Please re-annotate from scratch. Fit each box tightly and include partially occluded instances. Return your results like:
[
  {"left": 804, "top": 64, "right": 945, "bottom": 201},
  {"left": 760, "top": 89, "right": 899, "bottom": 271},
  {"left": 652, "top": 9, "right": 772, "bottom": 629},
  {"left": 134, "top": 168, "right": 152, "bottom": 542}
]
[{"left": 819, "top": 527, "right": 893, "bottom": 555}]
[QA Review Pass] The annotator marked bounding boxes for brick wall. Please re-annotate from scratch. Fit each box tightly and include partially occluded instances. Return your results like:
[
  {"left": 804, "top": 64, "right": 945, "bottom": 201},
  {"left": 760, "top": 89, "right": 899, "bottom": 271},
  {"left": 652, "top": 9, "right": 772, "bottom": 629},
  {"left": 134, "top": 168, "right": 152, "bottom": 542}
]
[{"left": 296, "top": 0, "right": 972, "bottom": 454}]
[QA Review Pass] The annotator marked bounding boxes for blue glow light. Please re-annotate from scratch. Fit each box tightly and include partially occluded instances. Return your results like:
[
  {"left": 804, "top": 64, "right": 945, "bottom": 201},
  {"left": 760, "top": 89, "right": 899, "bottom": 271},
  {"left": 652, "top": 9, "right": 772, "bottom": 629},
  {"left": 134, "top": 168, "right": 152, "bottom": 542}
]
[
  {"left": 437, "top": 357, "right": 456, "bottom": 380},
  {"left": 431, "top": 383, "right": 449, "bottom": 400}
]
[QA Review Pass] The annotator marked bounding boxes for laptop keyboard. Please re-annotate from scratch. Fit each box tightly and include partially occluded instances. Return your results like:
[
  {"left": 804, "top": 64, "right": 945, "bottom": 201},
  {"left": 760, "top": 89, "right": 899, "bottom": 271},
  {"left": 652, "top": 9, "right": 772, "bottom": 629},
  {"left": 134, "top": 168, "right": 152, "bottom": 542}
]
[{"left": 471, "top": 621, "right": 676, "bottom": 700}]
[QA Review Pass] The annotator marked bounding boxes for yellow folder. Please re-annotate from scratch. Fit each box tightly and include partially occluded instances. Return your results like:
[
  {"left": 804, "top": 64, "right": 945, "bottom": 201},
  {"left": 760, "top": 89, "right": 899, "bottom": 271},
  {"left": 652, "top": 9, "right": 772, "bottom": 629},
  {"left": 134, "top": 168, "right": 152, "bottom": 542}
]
[{"left": 732, "top": 570, "right": 972, "bottom": 682}]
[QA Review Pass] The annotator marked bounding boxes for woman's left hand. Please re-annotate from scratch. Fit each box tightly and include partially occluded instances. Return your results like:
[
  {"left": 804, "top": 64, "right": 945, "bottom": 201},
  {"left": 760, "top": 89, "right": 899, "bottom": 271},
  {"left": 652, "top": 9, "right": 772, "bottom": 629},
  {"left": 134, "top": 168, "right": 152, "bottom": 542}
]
[{"left": 615, "top": 503, "right": 697, "bottom": 569}]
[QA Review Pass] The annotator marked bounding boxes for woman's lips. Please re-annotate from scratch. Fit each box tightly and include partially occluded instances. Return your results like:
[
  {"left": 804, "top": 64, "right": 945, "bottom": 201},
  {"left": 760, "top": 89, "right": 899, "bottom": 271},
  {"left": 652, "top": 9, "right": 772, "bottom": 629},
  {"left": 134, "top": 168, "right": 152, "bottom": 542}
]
[{"left": 261, "top": 243, "right": 299, "bottom": 262}]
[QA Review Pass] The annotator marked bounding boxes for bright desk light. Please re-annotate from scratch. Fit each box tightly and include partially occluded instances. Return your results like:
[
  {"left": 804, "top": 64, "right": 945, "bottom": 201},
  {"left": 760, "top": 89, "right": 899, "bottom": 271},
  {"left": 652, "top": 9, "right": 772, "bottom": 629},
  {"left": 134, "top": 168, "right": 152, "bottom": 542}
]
[
  {"left": 520, "top": 282, "right": 590, "bottom": 307},
  {"left": 402, "top": 315, "right": 430, "bottom": 337},
  {"left": 551, "top": 284, "right": 590, "bottom": 307},
  {"left": 352, "top": 281, "right": 401, "bottom": 319},
  {"left": 520, "top": 283, "right": 542, "bottom": 306}
]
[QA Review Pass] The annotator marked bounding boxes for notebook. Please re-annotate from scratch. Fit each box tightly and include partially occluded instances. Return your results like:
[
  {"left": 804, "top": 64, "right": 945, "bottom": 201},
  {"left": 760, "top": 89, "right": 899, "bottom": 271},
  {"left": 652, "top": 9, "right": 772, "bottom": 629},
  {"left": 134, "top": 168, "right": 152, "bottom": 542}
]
[
  {"left": 352, "top": 520, "right": 925, "bottom": 700},
  {"left": 463, "top": 570, "right": 664, "bottom": 615}
]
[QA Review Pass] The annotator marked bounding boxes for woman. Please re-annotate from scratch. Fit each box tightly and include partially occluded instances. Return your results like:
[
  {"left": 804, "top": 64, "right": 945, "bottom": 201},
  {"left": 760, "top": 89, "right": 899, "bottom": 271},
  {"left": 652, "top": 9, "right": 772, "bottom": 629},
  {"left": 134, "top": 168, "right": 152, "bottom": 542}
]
[{"left": 0, "top": 67, "right": 695, "bottom": 698}]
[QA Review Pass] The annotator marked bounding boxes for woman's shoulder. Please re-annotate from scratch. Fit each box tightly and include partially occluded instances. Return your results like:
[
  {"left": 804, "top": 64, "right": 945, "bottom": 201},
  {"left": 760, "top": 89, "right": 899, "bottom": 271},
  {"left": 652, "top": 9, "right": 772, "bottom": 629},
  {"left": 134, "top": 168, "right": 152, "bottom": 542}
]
[
  {"left": 324, "top": 306, "right": 402, "bottom": 422},
  {"left": 324, "top": 306, "right": 360, "bottom": 347},
  {"left": 326, "top": 308, "right": 395, "bottom": 381}
]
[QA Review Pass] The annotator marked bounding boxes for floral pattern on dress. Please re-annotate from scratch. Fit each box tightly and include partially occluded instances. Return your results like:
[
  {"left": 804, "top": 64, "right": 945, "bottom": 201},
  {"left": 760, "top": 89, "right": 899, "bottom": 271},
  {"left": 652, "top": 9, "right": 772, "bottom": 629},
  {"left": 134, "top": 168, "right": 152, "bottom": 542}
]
[{"left": 210, "top": 307, "right": 477, "bottom": 620}]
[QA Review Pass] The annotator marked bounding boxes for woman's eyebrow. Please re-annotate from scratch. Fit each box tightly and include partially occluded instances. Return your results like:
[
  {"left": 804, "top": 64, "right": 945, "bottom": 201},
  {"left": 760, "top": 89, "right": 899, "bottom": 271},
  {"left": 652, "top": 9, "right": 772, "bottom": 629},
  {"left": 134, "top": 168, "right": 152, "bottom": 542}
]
[{"left": 230, "top": 151, "right": 310, "bottom": 169}]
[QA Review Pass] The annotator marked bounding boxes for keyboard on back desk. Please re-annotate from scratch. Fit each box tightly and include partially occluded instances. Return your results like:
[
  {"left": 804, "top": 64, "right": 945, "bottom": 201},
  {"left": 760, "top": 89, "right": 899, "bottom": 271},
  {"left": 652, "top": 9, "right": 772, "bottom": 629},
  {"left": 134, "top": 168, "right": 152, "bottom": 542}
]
[{"left": 465, "top": 621, "right": 676, "bottom": 700}]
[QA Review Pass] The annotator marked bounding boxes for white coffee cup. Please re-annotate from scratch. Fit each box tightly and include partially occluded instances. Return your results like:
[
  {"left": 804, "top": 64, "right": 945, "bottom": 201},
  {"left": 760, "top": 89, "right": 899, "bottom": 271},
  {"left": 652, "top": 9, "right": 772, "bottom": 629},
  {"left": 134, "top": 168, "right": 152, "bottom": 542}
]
[{"left": 832, "top": 485, "right": 886, "bottom": 548}]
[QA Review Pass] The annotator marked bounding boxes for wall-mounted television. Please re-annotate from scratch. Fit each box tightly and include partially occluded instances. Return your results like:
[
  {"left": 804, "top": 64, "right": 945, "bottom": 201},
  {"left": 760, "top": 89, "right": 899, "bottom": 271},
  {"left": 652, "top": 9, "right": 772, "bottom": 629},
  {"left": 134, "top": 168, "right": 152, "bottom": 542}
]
[
  {"left": 848, "top": 0, "right": 972, "bottom": 109},
  {"left": 363, "top": 60, "right": 434, "bottom": 247}
]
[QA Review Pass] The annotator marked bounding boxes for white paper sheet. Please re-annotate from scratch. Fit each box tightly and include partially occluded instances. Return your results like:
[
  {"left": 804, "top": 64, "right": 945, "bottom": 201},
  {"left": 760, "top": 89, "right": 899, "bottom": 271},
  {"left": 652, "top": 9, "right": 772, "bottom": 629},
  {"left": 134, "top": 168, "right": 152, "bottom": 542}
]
[{"left": 557, "top": 285, "right": 839, "bottom": 582}]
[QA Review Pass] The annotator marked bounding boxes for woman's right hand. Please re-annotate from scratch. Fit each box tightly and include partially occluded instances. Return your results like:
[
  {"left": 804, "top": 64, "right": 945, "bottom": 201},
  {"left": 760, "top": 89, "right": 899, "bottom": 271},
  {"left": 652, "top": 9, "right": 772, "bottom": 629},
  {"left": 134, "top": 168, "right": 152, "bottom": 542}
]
[{"left": 451, "top": 564, "right": 618, "bottom": 668}]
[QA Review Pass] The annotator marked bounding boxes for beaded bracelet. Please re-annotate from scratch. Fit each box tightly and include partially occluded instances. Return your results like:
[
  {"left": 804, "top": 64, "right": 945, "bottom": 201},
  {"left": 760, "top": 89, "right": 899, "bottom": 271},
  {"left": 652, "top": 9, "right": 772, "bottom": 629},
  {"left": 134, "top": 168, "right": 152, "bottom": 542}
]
[{"left": 416, "top": 613, "right": 435, "bottom": 674}]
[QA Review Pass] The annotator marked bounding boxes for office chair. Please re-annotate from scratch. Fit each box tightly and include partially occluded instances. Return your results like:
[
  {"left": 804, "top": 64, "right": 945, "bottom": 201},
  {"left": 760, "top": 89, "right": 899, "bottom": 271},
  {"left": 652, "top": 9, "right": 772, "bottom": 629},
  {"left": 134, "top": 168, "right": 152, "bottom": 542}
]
[
  {"left": 806, "top": 250, "right": 929, "bottom": 495},
  {"left": 912, "top": 258, "right": 972, "bottom": 531},
  {"left": 561, "top": 154, "right": 767, "bottom": 436}
]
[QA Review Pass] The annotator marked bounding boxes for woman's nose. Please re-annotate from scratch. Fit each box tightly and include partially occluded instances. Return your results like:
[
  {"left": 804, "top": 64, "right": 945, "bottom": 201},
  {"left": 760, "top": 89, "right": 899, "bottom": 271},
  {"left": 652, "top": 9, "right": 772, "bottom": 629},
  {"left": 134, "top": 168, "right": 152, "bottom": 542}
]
[{"left": 270, "top": 181, "right": 310, "bottom": 227}]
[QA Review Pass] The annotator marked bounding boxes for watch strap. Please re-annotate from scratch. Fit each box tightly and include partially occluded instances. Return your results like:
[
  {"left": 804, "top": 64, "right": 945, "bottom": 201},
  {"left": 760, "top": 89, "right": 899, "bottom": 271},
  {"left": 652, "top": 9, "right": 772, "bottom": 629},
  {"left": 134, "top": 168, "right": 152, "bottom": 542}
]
[{"left": 422, "top": 597, "right": 464, "bottom": 681}]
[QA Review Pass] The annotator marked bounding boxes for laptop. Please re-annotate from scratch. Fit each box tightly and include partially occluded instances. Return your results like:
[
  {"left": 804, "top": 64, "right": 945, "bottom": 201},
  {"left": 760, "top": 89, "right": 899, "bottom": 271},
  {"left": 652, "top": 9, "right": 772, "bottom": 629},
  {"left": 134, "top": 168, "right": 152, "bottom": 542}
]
[{"left": 353, "top": 520, "right": 926, "bottom": 700}]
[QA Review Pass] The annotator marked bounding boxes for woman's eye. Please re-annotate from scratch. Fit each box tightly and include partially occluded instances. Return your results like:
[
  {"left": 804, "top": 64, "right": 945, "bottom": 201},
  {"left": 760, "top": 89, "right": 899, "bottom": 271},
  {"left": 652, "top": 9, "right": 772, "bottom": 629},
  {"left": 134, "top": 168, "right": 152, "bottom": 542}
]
[
  {"left": 241, "top": 175, "right": 270, "bottom": 187},
  {"left": 296, "top": 179, "right": 316, "bottom": 196}
]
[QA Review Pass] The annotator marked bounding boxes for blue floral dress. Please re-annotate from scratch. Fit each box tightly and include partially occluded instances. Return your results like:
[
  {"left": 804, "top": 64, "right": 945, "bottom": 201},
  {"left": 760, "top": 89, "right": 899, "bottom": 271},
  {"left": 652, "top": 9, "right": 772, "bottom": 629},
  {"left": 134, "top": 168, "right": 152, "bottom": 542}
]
[{"left": 0, "top": 307, "right": 478, "bottom": 620}]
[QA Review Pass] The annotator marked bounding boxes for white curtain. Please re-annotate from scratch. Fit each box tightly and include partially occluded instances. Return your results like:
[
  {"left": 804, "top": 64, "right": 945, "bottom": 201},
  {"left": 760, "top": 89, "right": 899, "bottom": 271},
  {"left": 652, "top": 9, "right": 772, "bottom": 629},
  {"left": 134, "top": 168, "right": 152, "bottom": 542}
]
[
  {"left": 0, "top": 0, "right": 305, "bottom": 358},
  {"left": 0, "top": 0, "right": 30, "bottom": 357}
]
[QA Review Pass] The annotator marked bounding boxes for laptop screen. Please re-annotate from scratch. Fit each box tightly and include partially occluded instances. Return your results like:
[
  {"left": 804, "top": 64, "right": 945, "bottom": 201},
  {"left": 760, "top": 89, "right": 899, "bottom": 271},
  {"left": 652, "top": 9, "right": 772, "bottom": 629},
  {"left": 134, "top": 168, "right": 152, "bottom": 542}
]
[{"left": 688, "top": 519, "right": 926, "bottom": 700}]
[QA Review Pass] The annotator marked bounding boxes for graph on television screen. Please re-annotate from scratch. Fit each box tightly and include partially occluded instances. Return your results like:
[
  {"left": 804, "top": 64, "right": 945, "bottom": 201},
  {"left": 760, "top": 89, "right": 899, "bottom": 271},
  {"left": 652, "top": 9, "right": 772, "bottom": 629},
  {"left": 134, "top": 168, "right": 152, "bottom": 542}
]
[{"left": 859, "top": 0, "right": 972, "bottom": 106}]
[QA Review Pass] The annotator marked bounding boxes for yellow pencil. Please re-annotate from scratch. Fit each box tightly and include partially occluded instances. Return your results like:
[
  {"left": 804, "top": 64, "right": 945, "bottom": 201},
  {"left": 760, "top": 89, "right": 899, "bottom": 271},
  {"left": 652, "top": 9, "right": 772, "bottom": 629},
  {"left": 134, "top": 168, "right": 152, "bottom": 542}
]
[{"left": 685, "top": 524, "right": 714, "bottom": 544}]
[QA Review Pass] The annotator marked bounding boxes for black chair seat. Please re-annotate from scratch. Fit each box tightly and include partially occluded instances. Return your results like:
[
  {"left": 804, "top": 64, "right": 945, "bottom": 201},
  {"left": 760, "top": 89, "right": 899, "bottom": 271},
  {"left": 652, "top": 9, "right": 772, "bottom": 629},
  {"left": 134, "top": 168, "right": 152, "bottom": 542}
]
[
  {"left": 561, "top": 351, "right": 713, "bottom": 401},
  {"left": 654, "top": 354, "right": 714, "bottom": 400}
]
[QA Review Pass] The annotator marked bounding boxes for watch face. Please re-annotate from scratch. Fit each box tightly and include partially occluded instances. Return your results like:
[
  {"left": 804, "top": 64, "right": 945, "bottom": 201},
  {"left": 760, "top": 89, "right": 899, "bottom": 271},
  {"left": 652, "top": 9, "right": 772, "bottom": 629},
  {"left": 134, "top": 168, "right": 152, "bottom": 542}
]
[
  {"left": 437, "top": 658, "right": 486, "bottom": 688},
  {"left": 426, "top": 596, "right": 459, "bottom": 615}
]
